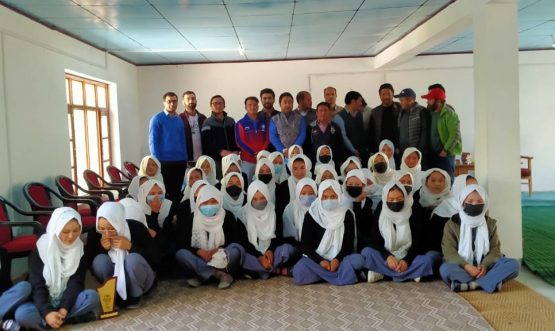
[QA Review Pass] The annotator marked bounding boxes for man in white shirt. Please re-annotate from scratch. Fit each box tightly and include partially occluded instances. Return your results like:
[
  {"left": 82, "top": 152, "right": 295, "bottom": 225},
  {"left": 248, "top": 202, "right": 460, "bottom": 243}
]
[{"left": 180, "top": 91, "right": 207, "bottom": 166}]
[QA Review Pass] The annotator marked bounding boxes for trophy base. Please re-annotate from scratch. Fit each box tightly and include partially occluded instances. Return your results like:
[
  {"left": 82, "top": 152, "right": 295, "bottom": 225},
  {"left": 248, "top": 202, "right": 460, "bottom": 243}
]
[{"left": 99, "top": 311, "right": 119, "bottom": 319}]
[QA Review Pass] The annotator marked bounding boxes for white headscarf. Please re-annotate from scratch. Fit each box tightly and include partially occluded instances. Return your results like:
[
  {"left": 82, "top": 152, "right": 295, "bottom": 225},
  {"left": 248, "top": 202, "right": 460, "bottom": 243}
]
[
  {"left": 127, "top": 176, "right": 147, "bottom": 200},
  {"left": 434, "top": 174, "right": 475, "bottom": 218},
  {"left": 394, "top": 171, "right": 415, "bottom": 197},
  {"left": 256, "top": 150, "right": 270, "bottom": 161},
  {"left": 368, "top": 152, "right": 394, "bottom": 186},
  {"left": 268, "top": 151, "right": 289, "bottom": 184},
  {"left": 220, "top": 172, "right": 245, "bottom": 220},
  {"left": 36, "top": 207, "right": 83, "bottom": 303},
  {"left": 189, "top": 179, "right": 209, "bottom": 213},
  {"left": 119, "top": 198, "right": 148, "bottom": 229},
  {"left": 222, "top": 160, "right": 241, "bottom": 177},
  {"left": 457, "top": 185, "right": 490, "bottom": 265},
  {"left": 287, "top": 144, "right": 304, "bottom": 158},
  {"left": 398, "top": 147, "right": 422, "bottom": 190},
  {"left": 196, "top": 155, "right": 218, "bottom": 186},
  {"left": 314, "top": 164, "right": 339, "bottom": 185},
  {"left": 341, "top": 169, "right": 367, "bottom": 210},
  {"left": 286, "top": 154, "right": 313, "bottom": 203},
  {"left": 315, "top": 145, "right": 335, "bottom": 169},
  {"left": 362, "top": 169, "right": 382, "bottom": 210},
  {"left": 339, "top": 156, "right": 362, "bottom": 181},
  {"left": 222, "top": 153, "right": 241, "bottom": 174},
  {"left": 254, "top": 159, "right": 276, "bottom": 203},
  {"left": 308, "top": 180, "right": 347, "bottom": 261},
  {"left": 96, "top": 202, "right": 130, "bottom": 300},
  {"left": 191, "top": 185, "right": 226, "bottom": 250},
  {"left": 379, "top": 182, "right": 414, "bottom": 261},
  {"left": 379, "top": 139, "right": 397, "bottom": 170},
  {"left": 243, "top": 181, "right": 276, "bottom": 254},
  {"left": 419, "top": 168, "right": 452, "bottom": 210},
  {"left": 182, "top": 167, "right": 206, "bottom": 202},
  {"left": 138, "top": 179, "right": 172, "bottom": 227},
  {"left": 283, "top": 178, "right": 317, "bottom": 241},
  {"left": 138, "top": 155, "right": 163, "bottom": 181}
]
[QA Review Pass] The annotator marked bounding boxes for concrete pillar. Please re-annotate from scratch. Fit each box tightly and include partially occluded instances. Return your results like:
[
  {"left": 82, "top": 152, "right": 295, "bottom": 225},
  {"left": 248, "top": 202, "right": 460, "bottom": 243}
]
[{"left": 473, "top": 0, "right": 522, "bottom": 258}]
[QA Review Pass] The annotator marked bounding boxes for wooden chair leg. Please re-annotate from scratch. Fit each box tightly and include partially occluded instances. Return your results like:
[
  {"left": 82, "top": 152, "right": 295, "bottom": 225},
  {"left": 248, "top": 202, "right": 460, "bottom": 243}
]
[{"left": 528, "top": 178, "right": 532, "bottom": 197}]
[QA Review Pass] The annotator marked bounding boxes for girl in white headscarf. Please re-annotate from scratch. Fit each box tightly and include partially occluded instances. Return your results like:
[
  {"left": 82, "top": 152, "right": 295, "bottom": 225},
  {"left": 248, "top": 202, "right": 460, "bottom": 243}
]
[
  {"left": 361, "top": 182, "right": 434, "bottom": 283},
  {"left": 138, "top": 179, "right": 173, "bottom": 236},
  {"left": 175, "top": 185, "right": 240, "bottom": 289},
  {"left": 221, "top": 157, "right": 249, "bottom": 191},
  {"left": 254, "top": 159, "right": 276, "bottom": 203},
  {"left": 196, "top": 155, "right": 218, "bottom": 186},
  {"left": 314, "top": 164, "right": 339, "bottom": 185},
  {"left": 362, "top": 169, "right": 382, "bottom": 212},
  {"left": 379, "top": 139, "right": 397, "bottom": 170},
  {"left": 268, "top": 151, "right": 288, "bottom": 184},
  {"left": 119, "top": 197, "right": 156, "bottom": 238},
  {"left": 88, "top": 202, "right": 158, "bottom": 308},
  {"left": 282, "top": 178, "right": 317, "bottom": 242},
  {"left": 222, "top": 153, "right": 241, "bottom": 173},
  {"left": 368, "top": 152, "right": 394, "bottom": 186},
  {"left": 15, "top": 208, "right": 100, "bottom": 330},
  {"left": 418, "top": 168, "right": 452, "bottom": 218},
  {"left": 440, "top": 185, "right": 520, "bottom": 293},
  {"left": 220, "top": 172, "right": 246, "bottom": 221},
  {"left": 434, "top": 174, "right": 478, "bottom": 219},
  {"left": 256, "top": 150, "right": 270, "bottom": 161},
  {"left": 229, "top": 180, "right": 300, "bottom": 279},
  {"left": 315, "top": 145, "right": 335, "bottom": 169},
  {"left": 339, "top": 156, "right": 362, "bottom": 182},
  {"left": 181, "top": 167, "right": 206, "bottom": 202},
  {"left": 342, "top": 169, "right": 374, "bottom": 252},
  {"left": 398, "top": 148, "right": 422, "bottom": 190},
  {"left": 292, "top": 180, "right": 364, "bottom": 286},
  {"left": 276, "top": 155, "right": 313, "bottom": 219},
  {"left": 128, "top": 155, "right": 163, "bottom": 199},
  {"left": 287, "top": 144, "right": 303, "bottom": 158}
]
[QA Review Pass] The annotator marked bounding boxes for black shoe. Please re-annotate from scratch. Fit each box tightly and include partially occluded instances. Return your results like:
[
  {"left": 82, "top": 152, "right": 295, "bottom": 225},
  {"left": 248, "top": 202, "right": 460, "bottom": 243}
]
[
  {"left": 64, "top": 311, "right": 97, "bottom": 325},
  {"left": 126, "top": 296, "right": 142, "bottom": 309}
]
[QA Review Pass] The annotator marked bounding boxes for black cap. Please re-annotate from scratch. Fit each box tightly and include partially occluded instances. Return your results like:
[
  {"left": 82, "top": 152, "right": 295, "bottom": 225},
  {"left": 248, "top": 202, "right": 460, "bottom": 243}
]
[{"left": 394, "top": 88, "right": 416, "bottom": 99}]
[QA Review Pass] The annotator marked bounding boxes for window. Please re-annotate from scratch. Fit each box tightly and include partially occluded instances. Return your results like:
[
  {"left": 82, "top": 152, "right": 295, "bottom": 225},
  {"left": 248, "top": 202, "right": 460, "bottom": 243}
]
[{"left": 65, "top": 74, "right": 112, "bottom": 187}]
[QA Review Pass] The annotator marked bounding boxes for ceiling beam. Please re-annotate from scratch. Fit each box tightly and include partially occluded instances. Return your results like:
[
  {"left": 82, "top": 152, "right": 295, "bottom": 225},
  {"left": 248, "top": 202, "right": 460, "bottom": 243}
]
[{"left": 373, "top": 0, "right": 485, "bottom": 69}]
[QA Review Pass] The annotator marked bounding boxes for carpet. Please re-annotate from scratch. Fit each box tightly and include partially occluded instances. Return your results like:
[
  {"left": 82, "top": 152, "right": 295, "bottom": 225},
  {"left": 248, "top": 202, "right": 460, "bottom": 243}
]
[
  {"left": 521, "top": 192, "right": 555, "bottom": 285},
  {"left": 77, "top": 277, "right": 491, "bottom": 331},
  {"left": 459, "top": 280, "right": 555, "bottom": 331}
]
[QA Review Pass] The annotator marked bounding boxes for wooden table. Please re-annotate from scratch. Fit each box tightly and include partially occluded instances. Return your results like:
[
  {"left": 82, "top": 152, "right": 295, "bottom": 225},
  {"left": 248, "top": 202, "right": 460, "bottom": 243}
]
[{"left": 455, "top": 163, "right": 475, "bottom": 176}]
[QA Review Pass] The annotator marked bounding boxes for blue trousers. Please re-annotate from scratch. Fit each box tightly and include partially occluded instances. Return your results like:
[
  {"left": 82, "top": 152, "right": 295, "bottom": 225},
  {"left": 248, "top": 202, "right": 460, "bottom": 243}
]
[
  {"left": 361, "top": 247, "right": 435, "bottom": 282},
  {"left": 175, "top": 245, "right": 241, "bottom": 280},
  {"left": 431, "top": 153, "right": 455, "bottom": 184},
  {"left": 0, "top": 281, "right": 32, "bottom": 319},
  {"left": 292, "top": 254, "right": 364, "bottom": 286},
  {"left": 91, "top": 253, "right": 156, "bottom": 298},
  {"left": 15, "top": 289, "right": 99, "bottom": 331},
  {"left": 440, "top": 256, "right": 520, "bottom": 293},
  {"left": 226, "top": 243, "right": 300, "bottom": 279}
]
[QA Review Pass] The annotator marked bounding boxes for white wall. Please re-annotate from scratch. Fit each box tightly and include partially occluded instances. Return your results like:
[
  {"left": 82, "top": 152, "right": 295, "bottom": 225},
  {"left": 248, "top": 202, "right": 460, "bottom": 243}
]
[
  {"left": 0, "top": 6, "right": 140, "bottom": 210},
  {"left": 138, "top": 52, "right": 555, "bottom": 192}
]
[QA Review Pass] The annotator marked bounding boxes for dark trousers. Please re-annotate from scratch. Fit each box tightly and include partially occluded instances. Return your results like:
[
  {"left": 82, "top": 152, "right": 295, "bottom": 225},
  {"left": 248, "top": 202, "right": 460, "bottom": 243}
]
[
  {"left": 430, "top": 153, "right": 455, "bottom": 184},
  {"left": 160, "top": 161, "right": 187, "bottom": 203}
]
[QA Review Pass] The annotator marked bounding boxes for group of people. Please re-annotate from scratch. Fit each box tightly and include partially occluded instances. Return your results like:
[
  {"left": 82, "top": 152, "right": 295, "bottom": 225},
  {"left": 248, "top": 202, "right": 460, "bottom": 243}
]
[{"left": 0, "top": 84, "right": 516, "bottom": 331}]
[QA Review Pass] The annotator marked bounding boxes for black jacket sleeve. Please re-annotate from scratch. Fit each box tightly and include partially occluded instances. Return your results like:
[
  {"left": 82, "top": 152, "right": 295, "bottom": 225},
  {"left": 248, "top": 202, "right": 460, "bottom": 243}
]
[{"left": 300, "top": 212, "right": 326, "bottom": 263}]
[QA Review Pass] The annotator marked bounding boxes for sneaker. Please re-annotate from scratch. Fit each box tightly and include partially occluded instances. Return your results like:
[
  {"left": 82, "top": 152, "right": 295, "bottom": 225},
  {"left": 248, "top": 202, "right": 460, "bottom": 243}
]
[
  {"left": 186, "top": 277, "right": 201, "bottom": 288},
  {"left": 496, "top": 281, "right": 503, "bottom": 292},
  {"left": 451, "top": 282, "right": 469, "bottom": 292},
  {"left": 367, "top": 271, "right": 384, "bottom": 283},
  {"left": 214, "top": 271, "right": 233, "bottom": 289},
  {"left": 126, "top": 296, "right": 142, "bottom": 309},
  {"left": 413, "top": 277, "right": 421, "bottom": 283},
  {"left": 469, "top": 281, "right": 481, "bottom": 290},
  {"left": 2, "top": 319, "right": 20, "bottom": 331}
]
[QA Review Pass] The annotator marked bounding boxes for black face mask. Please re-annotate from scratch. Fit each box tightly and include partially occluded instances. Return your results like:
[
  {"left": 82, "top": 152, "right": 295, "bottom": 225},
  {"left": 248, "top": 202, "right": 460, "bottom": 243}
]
[
  {"left": 387, "top": 201, "right": 404, "bottom": 212},
  {"left": 258, "top": 174, "right": 273, "bottom": 184},
  {"left": 346, "top": 186, "right": 363, "bottom": 198},
  {"left": 319, "top": 155, "right": 332, "bottom": 163},
  {"left": 374, "top": 162, "right": 388, "bottom": 173},
  {"left": 463, "top": 203, "right": 485, "bottom": 217},
  {"left": 226, "top": 185, "right": 242, "bottom": 198},
  {"left": 404, "top": 185, "right": 413, "bottom": 195}
]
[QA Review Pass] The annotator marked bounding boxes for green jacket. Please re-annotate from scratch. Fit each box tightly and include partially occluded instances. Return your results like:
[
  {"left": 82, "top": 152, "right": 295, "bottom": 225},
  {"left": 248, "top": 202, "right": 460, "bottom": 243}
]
[
  {"left": 441, "top": 215, "right": 502, "bottom": 269},
  {"left": 437, "top": 105, "right": 462, "bottom": 156}
]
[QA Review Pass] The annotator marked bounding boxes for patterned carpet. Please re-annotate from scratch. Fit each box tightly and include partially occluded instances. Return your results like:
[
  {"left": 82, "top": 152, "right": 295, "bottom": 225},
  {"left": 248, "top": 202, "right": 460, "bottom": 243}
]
[{"left": 78, "top": 277, "right": 491, "bottom": 331}]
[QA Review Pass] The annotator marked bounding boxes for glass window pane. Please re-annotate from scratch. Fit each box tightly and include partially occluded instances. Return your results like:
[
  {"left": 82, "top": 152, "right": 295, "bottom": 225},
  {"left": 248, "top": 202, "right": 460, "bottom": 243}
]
[
  {"left": 85, "top": 84, "right": 96, "bottom": 107},
  {"left": 73, "top": 109, "right": 87, "bottom": 185},
  {"left": 101, "top": 116, "right": 109, "bottom": 138},
  {"left": 87, "top": 111, "right": 100, "bottom": 174},
  {"left": 70, "top": 144, "right": 74, "bottom": 168},
  {"left": 97, "top": 86, "right": 107, "bottom": 108},
  {"left": 65, "top": 79, "right": 70, "bottom": 104},
  {"left": 67, "top": 113, "right": 73, "bottom": 140},
  {"left": 102, "top": 138, "right": 110, "bottom": 161},
  {"left": 103, "top": 161, "right": 110, "bottom": 174},
  {"left": 71, "top": 81, "right": 83, "bottom": 106}
]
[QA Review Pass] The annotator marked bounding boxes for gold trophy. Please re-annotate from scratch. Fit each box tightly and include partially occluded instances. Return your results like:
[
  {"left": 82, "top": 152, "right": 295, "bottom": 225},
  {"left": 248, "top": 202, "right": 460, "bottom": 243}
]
[{"left": 97, "top": 276, "right": 119, "bottom": 319}]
